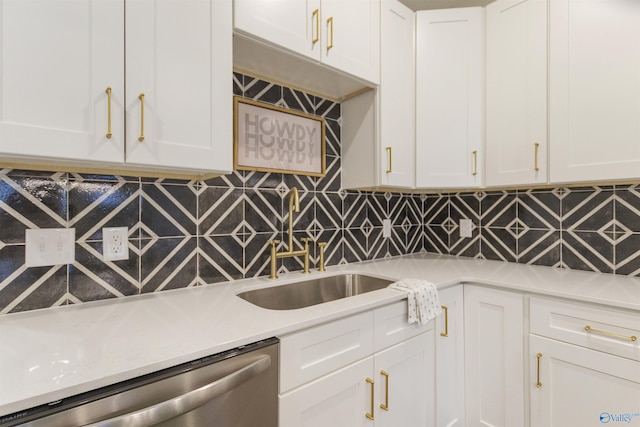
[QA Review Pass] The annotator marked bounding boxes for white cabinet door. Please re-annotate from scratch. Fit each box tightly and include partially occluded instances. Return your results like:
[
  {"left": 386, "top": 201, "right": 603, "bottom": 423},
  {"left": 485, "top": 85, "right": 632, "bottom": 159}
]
[
  {"left": 0, "top": 0, "right": 124, "bottom": 164},
  {"left": 321, "top": 0, "right": 380, "bottom": 85},
  {"left": 530, "top": 335, "right": 640, "bottom": 427},
  {"left": 125, "top": 0, "right": 232, "bottom": 173},
  {"left": 485, "top": 0, "right": 547, "bottom": 187},
  {"left": 279, "top": 357, "right": 373, "bottom": 427},
  {"left": 436, "top": 286, "right": 465, "bottom": 427},
  {"left": 415, "top": 8, "right": 484, "bottom": 189},
  {"left": 464, "top": 285, "right": 524, "bottom": 427},
  {"left": 549, "top": 0, "right": 640, "bottom": 183},
  {"left": 234, "top": 0, "right": 379, "bottom": 85},
  {"left": 233, "top": 0, "right": 319, "bottom": 62},
  {"left": 375, "top": 332, "right": 434, "bottom": 427},
  {"left": 341, "top": 0, "right": 411, "bottom": 190},
  {"left": 378, "top": 0, "right": 414, "bottom": 188}
]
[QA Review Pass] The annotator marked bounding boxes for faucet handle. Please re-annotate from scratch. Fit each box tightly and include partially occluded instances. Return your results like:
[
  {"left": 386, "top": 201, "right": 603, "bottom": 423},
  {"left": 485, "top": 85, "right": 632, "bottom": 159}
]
[
  {"left": 317, "top": 242, "right": 327, "bottom": 272},
  {"left": 268, "top": 239, "right": 280, "bottom": 246},
  {"left": 301, "top": 237, "right": 313, "bottom": 244}
]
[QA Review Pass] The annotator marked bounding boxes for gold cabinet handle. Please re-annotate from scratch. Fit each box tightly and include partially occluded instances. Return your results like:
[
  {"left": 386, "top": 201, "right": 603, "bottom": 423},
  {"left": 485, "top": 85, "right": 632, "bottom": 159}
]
[
  {"left": 472, "top": 150, "right": 478, "bottom": 176},
  {"left": 138, "top": 93, "right": 145, "bottom": 142},
  {"left": 536, "top": 353, "right": 543, "bottom": 388},
  {"left": 105, "top": 87, "right": 113, "bottom": 139},
  {"left": 380, "top": 370, "right": 389, "bottom": 411},
  {"left": 312, "top": 9, "right": 319, "bottom": 44},
  {"left": 366, "top": 377, "right": 374, "bottom": 420},
  {"left": 534, "top": 143, "right": 540, "bottom": 171},
  {"left": 584, "top": 325, "right": 637, "bottom": 342},
  {"left": 440, "top": 305, "right": 449, "bottom": 337},
  {"left": 386, "top": 147, "right": 392, "bottom": 173},
  {"left": 327, "top": 17, "right": 334, "bottom": 51}
]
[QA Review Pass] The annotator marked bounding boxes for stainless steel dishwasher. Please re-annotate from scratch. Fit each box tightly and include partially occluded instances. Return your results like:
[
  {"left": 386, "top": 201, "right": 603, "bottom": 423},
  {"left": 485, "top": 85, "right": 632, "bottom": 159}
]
[{"left": 1, "top": 338, "right": 278, "bottom": 427}]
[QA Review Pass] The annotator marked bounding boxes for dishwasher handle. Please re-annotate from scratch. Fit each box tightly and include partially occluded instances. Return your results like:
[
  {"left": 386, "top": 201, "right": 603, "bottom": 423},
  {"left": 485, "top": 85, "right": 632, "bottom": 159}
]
[{"left": 86, "top": 354, "right": 271, "bottom": 427}]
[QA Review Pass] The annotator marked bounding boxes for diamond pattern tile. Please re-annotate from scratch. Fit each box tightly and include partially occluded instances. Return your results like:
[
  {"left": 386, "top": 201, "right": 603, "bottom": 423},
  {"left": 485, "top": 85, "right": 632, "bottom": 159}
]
[
  {"left": 518, "top": 230, "right": 561, "bottom": 267},
  {"left": 142, "top": 183, "right": 197, "bottom": 238},
  {"left": 614, "top": 233, "right": 640, "bottom": 276},
  {"left": 141, "top": 237, "right": 198, "bottom": 293},
  {"left": 244, "top": 77, "right": 282, "bottom": 104},
  {"left": 6, "top": 71, "right": 640, "bottom": 315},
  {"left": 70, "top": 241, "right": 140, "bottom": 301},
  {"left": 562, "top": 230, "right": 614, "bottom": 274},
  {"left": 0, "top": 174, "right": 67, "bottom": 244},
  {"left": 481, "top": 228, "right": 517, "bottom": 262},
  {"left": 69, "top": 179, "right": 140, "bottom": 242},
  {"left": 518, "top": 189, "right": 561, "bottom": 230},
  {"left": 283, "top": 87, "right": 315, "bottom": 114},
  {"left": 424, "top": 194, "right": 449, "bottom": 225},
  {"left": 481, "top": 191, "right": 515, "bottom": 228},
  {"left": 615, "top": 185, "right": 640, "bottom": 233},
  {"left": 199, "top": 235, "right": 244, "bottom": 283},
  {"left": 324, "top": 119, "right": 341, "bottom": 158},
  {"left": 562, "top": 187, "right": 614, "bottom": 231}
]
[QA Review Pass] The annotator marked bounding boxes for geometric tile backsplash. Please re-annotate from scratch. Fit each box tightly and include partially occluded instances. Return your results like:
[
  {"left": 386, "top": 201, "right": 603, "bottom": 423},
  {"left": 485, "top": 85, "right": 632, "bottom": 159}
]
[{"left": 1, "top": 73, "right": 640, "bottom": 314}]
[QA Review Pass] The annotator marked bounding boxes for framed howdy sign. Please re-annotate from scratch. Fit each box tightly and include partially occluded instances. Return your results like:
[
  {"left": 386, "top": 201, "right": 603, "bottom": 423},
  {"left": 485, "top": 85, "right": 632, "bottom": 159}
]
[{"left": 234, "top": 97, "right": 326, "bottom": 177}]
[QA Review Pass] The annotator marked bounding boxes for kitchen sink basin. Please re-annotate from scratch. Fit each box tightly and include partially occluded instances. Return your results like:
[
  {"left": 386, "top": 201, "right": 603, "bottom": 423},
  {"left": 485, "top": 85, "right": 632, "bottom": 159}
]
[{"left": 237, "top": 273, "right": 394, "bottom": 310}]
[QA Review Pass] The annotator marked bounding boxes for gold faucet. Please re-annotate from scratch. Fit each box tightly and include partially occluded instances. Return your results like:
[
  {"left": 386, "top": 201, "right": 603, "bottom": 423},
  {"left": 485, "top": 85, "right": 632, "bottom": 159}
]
[{"left": 268, "top": 187, "right": 310, "bottom": 279}]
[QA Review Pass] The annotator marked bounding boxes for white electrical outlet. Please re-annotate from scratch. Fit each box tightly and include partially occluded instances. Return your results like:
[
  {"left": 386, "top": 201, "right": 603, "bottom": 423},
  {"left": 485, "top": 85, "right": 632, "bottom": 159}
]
[
  {"left": 25, "top": 228, "right": 75, "bottom": 267},
  {"left": 103, "top": 227, "right": 129, "bottom": 261},
  {"left": 460, "top": 219, "right": 473, "bottom": 238},
  {"left": 383, "top": 219, "right": 391, "bottom": 238}
]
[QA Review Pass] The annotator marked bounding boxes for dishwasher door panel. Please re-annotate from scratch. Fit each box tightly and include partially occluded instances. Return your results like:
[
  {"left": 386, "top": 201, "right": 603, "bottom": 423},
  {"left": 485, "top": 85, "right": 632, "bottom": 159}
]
[{"left": 4, "top": 339, "right": 278, "bottom": 427}]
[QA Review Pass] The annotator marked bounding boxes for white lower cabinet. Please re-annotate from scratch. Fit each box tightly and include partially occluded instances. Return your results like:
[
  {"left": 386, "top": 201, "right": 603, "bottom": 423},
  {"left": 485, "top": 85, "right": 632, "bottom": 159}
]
[
  {"left": 436, "top": 286, "right": 465, "bottom": 427},
  {"left": 279, "top": 333, "right": 433, "bottom": 427},
  {"left": 375, "top": 332, "right": 434, "bottom": 427},
  {"left": 529, "top": 335, "right": 640, "bottom": 427},
  {"left": 279, "top": 357, "right": 374, "bottom": 427},
  {"left": 529, "top": 296, "right": 640, "bottom": 427},
  {"left": 279, "top": 301, "right": 435, "bottom": 427},
  {"left": 464, "top": 285, "right": 525, "bottom": 427}
]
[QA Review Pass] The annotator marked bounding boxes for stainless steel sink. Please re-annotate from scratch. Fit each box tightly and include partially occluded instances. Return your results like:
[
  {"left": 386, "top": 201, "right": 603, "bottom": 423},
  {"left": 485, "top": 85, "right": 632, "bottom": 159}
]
[{"left": 237, "top": 273, "right": 394, "bottom": 310}]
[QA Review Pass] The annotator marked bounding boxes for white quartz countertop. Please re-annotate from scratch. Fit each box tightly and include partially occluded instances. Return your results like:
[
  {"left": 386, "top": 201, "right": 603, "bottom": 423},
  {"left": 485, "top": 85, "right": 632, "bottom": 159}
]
[{"left": 2, "top": 253, "right": 640, "bottom": 416}]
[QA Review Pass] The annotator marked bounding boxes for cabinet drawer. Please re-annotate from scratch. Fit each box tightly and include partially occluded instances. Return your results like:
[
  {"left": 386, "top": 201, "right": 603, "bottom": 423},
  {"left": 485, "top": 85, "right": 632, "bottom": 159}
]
[
  {"left": 530, "top": 297, "right": 640, "bottom": 361},
  {"left": 279, "top": 311, "right": 374, "bottom": 393},
  {"left": 373, "top": 300, "right": 435, "bottom": 353}
]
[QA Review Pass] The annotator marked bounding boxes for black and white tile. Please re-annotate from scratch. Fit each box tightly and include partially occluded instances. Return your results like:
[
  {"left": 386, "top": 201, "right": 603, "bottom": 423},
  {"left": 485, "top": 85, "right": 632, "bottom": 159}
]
[{"left": 5, "top": 72, "right": 640, "bottom": 315}]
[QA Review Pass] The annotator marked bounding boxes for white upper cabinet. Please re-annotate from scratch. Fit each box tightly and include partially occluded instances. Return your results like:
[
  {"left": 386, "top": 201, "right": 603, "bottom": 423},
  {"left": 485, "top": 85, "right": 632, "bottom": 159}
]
[
  {"left": 233, "top": 0, "right": 380, "bottom": 85},
  {"left": 320, "top": 0, "right": 380, "bottom": 85},
  {"left": 549, "top": 0, "right": 640, "bottom": 183},
  {"left": 125, "top": 0, "right": 232, "bottom": 173},
  {"left": 485, "top": 0, "right": 547, "bottom": 187},
  {"left": 0, "top": 0, "right": 232, "bottom": 176},
  {"left": 0, "top": 0, "right": 124, "bottom": 164},
  {"left": 415, "top": 8, "right": 484, "bottom": 189},
  {"left": 342, "top": 0, "right": 413, "bottom": 190},
  {"left": 233, "top": 0, "right": 318, "bottom": 62},
  {"left": 379, "top": 0, "right": 415, "bottom": 188}
]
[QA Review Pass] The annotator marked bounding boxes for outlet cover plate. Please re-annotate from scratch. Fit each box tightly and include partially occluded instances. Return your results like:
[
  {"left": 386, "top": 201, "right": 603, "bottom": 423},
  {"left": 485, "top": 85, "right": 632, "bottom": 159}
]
[
  {"left": 25, "top": 228, "right": 75, "bottom": 267},
  {"left": 460, "top": 219, "right": 473, "bottom": 238},
  {"left": 103, "top": 227, "right": 129, "bottom": 261},
  {"left": 383, "top": 219, "right": 391, "bottom": 238}
]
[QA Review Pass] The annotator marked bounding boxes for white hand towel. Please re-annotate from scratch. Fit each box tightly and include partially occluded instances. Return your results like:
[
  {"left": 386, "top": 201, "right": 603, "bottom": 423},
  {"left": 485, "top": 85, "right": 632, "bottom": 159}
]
[{"left": 388, "top": 279, "right": 442, "bottom": 325}]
